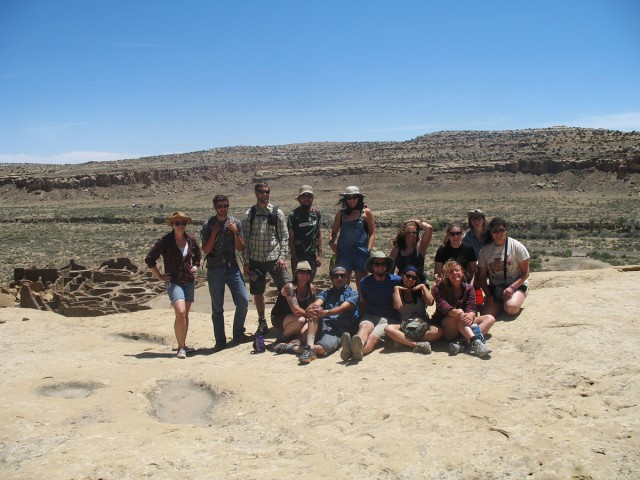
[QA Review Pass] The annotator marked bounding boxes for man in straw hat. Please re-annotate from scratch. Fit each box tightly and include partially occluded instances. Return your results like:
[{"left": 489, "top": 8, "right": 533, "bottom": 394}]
[
  {"left": 341, "top": 251, "right": 400, "bottom": 362},
  {"left": 288, "top": 185, "right": 323, "bottom": 281}
]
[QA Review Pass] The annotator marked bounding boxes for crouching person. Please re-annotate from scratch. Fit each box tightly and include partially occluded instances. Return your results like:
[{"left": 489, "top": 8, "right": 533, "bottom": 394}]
[{"left": 294, "top": 266, "right": 359, "bottom": 364}]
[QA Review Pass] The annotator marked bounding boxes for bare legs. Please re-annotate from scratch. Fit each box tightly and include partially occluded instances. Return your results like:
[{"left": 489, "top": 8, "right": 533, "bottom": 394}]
[{"left": 173, "top": 299, "right": 191, "bottom": 349}]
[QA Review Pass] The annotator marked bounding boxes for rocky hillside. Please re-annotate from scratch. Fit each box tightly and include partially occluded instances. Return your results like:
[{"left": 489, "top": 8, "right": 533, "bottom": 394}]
[{"left": 1, "top": 128, "right": 638, "bottom": 193}]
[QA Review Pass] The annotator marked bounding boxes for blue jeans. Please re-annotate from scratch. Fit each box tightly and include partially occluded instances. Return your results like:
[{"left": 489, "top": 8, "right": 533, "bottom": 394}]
[{"left": 207, "top": 264, "right": 249, "bottom": 346}]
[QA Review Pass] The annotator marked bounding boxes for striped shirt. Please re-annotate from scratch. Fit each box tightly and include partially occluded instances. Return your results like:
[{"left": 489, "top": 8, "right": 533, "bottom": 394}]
[{"left": 242, "top": 203, "right": 289, "bottom": 263}]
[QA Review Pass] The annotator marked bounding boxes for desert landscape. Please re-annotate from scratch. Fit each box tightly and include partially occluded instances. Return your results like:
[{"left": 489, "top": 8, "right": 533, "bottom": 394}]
[{"left": 1, "top": 127, "right": 640, "bottom": 479}]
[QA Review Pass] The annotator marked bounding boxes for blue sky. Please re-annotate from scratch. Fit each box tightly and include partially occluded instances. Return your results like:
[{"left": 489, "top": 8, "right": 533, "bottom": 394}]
[{"left": 1, "top": 0, "right": 639, "bottom": 164}]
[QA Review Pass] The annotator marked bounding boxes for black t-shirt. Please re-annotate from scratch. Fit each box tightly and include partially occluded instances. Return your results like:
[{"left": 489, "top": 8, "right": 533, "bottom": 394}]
[{"left": 435, "top": 243, "right": 477, "bottom": 280}]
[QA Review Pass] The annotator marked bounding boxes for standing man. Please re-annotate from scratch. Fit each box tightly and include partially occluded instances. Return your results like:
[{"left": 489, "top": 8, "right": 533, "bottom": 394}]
[
  {"left": 201, "top": 195, "right": 251, "bottom": 350},
  {"left": 288, "top": 185, "right": 323, "bottom": 280},
  {"left": 243, "top": 181, "right": 292, "bottom": 335},
  {"left": 344, "top": 251, "right": 401, "bottom": 361}
]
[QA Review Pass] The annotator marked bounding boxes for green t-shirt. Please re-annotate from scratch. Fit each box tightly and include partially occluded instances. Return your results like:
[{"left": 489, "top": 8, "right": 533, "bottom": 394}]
[{"left": 287, "top": 206, "right": 321, "bottom": 254}]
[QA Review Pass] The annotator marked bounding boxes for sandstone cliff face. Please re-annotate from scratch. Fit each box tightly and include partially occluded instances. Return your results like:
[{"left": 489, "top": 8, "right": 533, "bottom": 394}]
[{"left": 1, "top": 128, "right": 638, "bottom": 192}]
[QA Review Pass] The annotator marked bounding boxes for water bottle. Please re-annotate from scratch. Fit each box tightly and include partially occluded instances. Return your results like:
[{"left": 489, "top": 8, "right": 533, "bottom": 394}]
[
  {"left": 471, "top": 324, "right": 485, "bottom": 344},
  {"left": 254, "top": 334, "right": 266, "bottom": 353}
]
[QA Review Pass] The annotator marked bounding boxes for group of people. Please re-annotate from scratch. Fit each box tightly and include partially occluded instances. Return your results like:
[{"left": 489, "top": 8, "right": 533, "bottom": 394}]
[{"left": 145, "top": 182, "right": 531, "bottom": 362}]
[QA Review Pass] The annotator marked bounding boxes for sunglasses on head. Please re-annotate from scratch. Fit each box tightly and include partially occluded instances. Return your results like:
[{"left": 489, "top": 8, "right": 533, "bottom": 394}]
[{"left": 174, "top": 221, "right": 187, "bottom": 226}]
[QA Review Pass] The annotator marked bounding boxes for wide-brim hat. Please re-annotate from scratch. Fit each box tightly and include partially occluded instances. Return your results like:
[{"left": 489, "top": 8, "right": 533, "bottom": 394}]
[
  {"left": 297, "top": 185, "right": 314, "bottom": 198},
  {"left": 165, "top": 211, "right": 193, "bottom": 226},
  {"left": 340, "top": 185, "right": 365, "bottom": 198},
  {"left": 467, "top": 208, "right": 486, "bottom": 219},
  {"left": 295, "top": 260, "right": 313, "bottom": 274},
  {"left": 365, "top": 251, "right": 393, "bottom": 273}
]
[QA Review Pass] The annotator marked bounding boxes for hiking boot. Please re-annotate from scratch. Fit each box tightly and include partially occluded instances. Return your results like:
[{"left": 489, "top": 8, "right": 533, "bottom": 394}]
[
  {"left": 274, "top": 339, "right": 301, "bottom": 354},
  {"left": 449, "top": 341, "right": 467, "bottom": 356},
  {"left": 413, "top": 342, "right": 432, "bottom": 354},
  {"left": 176, "top": 347, "right": 187, "bottom": 359},
  {"left": 298, "top": 345, "right": 317, "bottom": 364},
  {"left": 340, "top": 332, "right": 352, "bottom": 361},
  {"left": 351, "top": 335, "right": 364, "bottom": 361},
  {"left": 255, "top": 318, "right": 268, "bottom": 336},
  {"left": 470, "top": 339, "right": 492, "bottom": 358}
]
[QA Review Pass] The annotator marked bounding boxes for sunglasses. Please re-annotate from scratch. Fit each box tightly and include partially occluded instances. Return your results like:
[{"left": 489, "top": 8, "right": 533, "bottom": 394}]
[
  {"left": 492, "top": 228, "right": 507, "bottom": 233},
  {"left": 215, "top": 204, "right": 229, "bottom": 209},
  {"left": 174, "top": 221, "right": 187, "bottom": 227},
  {"left": 344, "top": 195, "right": 360, "bottom": 200},
  {"left": 372, "top": 261, "right": 387, "bottom": 266},
  {"left": 299, "top": 193, "right": 313, "bottom": 199},
  {"left": 405, "top": 231, "right": 418, "bottom": 236},
  {"left": 297, "top": 270, "right": 312, "bottom": 275},
  {"left": 448, "top": 231, "right": 462, "bottom": 236},
  {"left": 332, "top": 273, "right": 347, "bottom": 279},
  {"left": 256, "top": 189, "right": 270, "bottom": 194},
  {"left": 403, "top": 273, "right": 418, "bottom": 280}
]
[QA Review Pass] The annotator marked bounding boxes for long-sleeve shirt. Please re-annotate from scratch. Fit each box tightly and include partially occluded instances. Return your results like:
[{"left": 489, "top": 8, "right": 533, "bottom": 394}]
[
  {"left": 431, "top": 282, "right": 476, "bottom": 323},
  {"left": 145, "top": 231, "right": 201, "bottom": 284},
  {"left": 242, "top": 203, "right": 289, "bottom": 263}
]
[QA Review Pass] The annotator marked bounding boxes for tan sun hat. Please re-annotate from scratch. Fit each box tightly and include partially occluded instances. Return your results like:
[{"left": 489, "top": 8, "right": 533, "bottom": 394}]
[
  {"left": 297, "top": 185, "right": 314, "bottom": 198},
  {"left": 364, "top": 251, "right": 393, "bottom": 273},
  {"left": 165, "top": 211, "right": 193, "bottom": 226},
  {"left": 294, "top": 260, "right": 313, "bottom": 274},
  {"left": 340, "top": 185, "right": 365, "bottom": 197}
]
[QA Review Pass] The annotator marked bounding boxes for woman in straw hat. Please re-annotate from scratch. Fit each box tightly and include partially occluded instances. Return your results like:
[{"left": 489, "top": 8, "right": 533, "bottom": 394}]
[
  {"left": 145, "top": 211, "right": 202, "bottom": 359},
  {"left": 328, "top": 186, "right": 375, "bottom": 297}
]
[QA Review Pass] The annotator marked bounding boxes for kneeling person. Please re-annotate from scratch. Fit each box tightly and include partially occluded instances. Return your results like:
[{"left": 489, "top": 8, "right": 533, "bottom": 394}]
[{"left": 297, "top": 266, "right": 359, "bottom": 363}]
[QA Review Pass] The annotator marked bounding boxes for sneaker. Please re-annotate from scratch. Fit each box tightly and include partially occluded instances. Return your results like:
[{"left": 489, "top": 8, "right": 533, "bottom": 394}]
[
  {"left": 176, "top": 347, "right": 187, "bottom": 359},
  {"left": 470, "top": 339, "right": 492, "bottom": 358},
  {"left": 298, "top": 345, "right": 317, "bottom": 363},
  {"left": 340, "top": 332, "right": 352, "bottom": 361},
  {"left": 255, "top": 318, "right": 269, "bottom": 336},
  {"left": 449, "top": 341, "right": 466, "bottom": 356},
  {"left": 274, "top": 339, "right": 301, "bottom": 354},
  {"left": 413, "top": 342, "right": 432, "bottom": 354},
  {"left": 351, "top": 335, "right": 364, "bottom": 361}
]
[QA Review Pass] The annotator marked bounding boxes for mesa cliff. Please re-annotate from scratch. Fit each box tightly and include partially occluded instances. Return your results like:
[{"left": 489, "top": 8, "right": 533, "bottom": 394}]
[{"left": 1, "top": 128, "right": 638, "bottom": 193}]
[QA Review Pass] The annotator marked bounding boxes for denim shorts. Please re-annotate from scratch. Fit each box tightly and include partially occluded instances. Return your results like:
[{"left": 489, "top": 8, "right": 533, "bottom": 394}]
[{"left": 166, "top": 281, "right": 195, "bottom": 304}]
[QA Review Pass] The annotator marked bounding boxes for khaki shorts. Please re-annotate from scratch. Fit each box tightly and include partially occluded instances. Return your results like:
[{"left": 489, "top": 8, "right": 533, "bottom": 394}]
[{"left": 360, "top": 314, "right": 390, "bottom": 338}]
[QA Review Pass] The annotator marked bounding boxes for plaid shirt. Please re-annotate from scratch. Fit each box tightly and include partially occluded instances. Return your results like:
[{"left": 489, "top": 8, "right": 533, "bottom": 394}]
[
  {"left": 145, "top": 231, "right": 201, "bottom": 284},
  {"left": 242, "top": 203, "right": 289, "bottom": 263},
  {"left": 431, "top": 282, "right": 476, "bottom": 323}
]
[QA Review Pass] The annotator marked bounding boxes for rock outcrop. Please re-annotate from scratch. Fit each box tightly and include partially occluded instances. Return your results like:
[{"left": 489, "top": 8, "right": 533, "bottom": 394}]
[{"left": 2, "top": 128, "right": 638, "bottom": 193}]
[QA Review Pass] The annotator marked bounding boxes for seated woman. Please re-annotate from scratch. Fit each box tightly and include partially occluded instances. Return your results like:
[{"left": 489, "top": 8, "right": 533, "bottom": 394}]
[
  {"left": 389, "top": 219, "right": 433, "bottom": 283},
  {"left": 329, "top": 186, "right": 375, "bottom": 297},
  {"left": 385, "top": 266, "right": 441, "bottom": 354},
  {"left": 478, "top": 217, "right": 530, "bottom": 317},
  {"left": 431, "top": 260, "right": 495, "bottom": 357},
  {"left": 270, "top": 261, "right": 317, "bottom": 351},
  {"left": 434, "top": 223, "right": 477, "bottom": 284}
]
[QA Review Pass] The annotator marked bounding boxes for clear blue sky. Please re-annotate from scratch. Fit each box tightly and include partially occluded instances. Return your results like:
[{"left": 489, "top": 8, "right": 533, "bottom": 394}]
[{"left": 1, "top": 0, "right": 639, "bottom": 164}]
